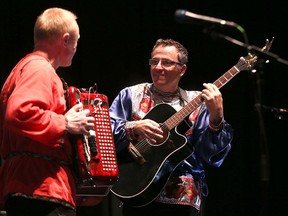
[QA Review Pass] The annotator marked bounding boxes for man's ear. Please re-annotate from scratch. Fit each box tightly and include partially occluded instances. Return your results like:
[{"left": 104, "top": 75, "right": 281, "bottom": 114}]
[
  {"left": 180, "top": 64, "right": 187, "bottom": 76},
  {"left": 63, "top": 33, "right": 70, "bottom": 46}
]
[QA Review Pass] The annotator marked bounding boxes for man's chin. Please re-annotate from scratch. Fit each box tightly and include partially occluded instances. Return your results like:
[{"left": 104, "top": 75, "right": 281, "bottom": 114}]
[{"left": 154, "top": 79, "right": 166, "bottom": 85}]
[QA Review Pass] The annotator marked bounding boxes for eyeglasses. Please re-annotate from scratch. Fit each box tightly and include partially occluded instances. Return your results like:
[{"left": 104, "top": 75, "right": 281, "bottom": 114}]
[{"left": 149, "top": 59, "right": 183, "bottom": 69}]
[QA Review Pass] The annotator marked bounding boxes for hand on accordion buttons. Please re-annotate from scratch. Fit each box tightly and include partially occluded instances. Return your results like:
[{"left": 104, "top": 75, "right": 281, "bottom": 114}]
[{"left": 64, "top": 103, "right": 95, "bottom": 136}]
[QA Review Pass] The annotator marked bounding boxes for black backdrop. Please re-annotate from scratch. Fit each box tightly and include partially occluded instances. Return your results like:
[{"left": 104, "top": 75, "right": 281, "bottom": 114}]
[{"left": 1, "top": 1, "right": 288, "bottom": 216}]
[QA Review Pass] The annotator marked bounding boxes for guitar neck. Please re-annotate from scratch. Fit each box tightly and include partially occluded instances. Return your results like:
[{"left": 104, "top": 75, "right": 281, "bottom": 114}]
[{"left": 163, "top": 65, "right": 241, "bottom": 131}]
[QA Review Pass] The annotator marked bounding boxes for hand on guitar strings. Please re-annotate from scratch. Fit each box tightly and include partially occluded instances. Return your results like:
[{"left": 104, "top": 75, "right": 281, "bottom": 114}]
[
  {"left": 64, "top": 103, "right": 95, "bottom": 136},
  {"left": 201, "top": 83, "right": 224, "bottom": 124},
  {"left": 133, "top": 119, "right": 164, "bottom": 144}
]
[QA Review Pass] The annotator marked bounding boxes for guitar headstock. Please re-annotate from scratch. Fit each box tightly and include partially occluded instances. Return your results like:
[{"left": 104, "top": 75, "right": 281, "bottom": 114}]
[{"left": 235, "top": 37, "right": 275, "bottom": 72}]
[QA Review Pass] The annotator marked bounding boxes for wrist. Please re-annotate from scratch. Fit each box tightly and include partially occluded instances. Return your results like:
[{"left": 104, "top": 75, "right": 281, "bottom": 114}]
[
  {"left": 61, "top": 116, "right": 69, "bottom": 147},
  {"left": 209, "top": 118, "right": 224, "bottom": 132},
  {"left": 65, "top": 116, "right": 69, "bottom": 132},
  {"left": 125, "top": 121, "right": 139, "bottom": 141}
]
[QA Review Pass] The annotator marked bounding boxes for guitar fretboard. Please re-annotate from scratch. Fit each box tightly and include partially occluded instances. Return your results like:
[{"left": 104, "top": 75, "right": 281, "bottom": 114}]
[{"left": 163, "top": 63, "right": 243, "bottom": 131}]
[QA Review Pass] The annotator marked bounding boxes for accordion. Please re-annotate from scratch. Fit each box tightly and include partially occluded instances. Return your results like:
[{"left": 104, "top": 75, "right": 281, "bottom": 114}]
[{"left": 65, "top": 84, "right": 119, "bottom": 206}]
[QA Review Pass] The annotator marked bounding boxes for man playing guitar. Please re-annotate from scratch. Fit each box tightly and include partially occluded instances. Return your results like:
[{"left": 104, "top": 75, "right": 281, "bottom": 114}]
[{"left": 109, "top": 38, "right": 234, "bottom": 216}]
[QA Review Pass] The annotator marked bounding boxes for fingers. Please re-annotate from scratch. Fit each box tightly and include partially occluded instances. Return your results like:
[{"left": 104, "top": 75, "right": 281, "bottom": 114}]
[
  {"left": 202, "top": 83, "right": 221, "bottom": 100},
  {"left": 65, "top": 105, "right": 95, "bottom": 135},
  {"left": 201, "top": 83, "right": 224, "bottom": 119},
  {"left": 81, "top": 109, "right": 94, "bottom": 120},
  {"left": 78, "top": 110, "right": 94, "bottom": 135},
  {"left": 203, "top": 83, "right": 217, "bottom": 90},
  {"left": 134, "top": 119, "right": 164, "bottom": 143},
  {"left": 202, "top": 83, "right": 218, "bottom": 94},
  {"left": 71, "top": 103, "right": 83, "bottom": 112}
]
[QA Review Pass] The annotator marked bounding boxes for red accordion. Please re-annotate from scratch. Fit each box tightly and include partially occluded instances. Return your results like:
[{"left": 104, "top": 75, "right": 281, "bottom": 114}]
[{"left": 65, "top": 85, "right": 118, "bottom": 206}]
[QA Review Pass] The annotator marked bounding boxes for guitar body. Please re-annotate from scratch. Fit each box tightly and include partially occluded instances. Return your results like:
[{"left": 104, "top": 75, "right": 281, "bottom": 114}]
[{"left": 111, "top": 103, "right": 194, "bottom": 207}]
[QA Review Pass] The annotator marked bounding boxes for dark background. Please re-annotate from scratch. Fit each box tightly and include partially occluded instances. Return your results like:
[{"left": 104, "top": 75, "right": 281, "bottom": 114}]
[{"left": 1, "top": 1, "right": 288, "bottom": 216}]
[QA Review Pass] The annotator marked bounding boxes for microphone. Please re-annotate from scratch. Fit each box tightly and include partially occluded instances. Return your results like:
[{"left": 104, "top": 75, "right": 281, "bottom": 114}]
[
  {"left": 255, "top": 103, "right": 288, "bottom": 114},
  {"left": 175, "top": 9, "right": 240, "bottom": 28},
  {"left": 264, "top": 105, "right": 288, "bottom": 114}
]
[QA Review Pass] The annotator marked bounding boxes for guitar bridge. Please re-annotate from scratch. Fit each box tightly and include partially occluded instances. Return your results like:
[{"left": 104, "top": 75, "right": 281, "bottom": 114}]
[{"left": 128, "top": 143, "right": 146, "bottom": 165}]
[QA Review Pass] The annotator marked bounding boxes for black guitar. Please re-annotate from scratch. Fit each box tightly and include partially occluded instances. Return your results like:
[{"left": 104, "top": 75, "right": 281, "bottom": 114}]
[{"left": 111, "top": 39, "right": 273, "bottom": 207}]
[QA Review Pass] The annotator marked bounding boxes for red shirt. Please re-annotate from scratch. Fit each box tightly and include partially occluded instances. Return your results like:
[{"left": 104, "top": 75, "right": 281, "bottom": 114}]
[{"left": 0, "top": 53, "right": 76, "bottom": 209}]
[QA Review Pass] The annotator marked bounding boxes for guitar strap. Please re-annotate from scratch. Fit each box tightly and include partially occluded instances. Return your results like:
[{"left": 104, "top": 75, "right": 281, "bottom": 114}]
[
  {"left": 179, "top": 88, "right": 189, "bottom": 106},
  {"left": 178, "top": 88, "right": 193, "bottom": 132}
]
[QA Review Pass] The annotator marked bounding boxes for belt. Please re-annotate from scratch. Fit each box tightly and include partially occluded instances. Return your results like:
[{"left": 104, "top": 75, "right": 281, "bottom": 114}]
[{"left": 4, "top": 151, "right": 71, "bottom": 166}]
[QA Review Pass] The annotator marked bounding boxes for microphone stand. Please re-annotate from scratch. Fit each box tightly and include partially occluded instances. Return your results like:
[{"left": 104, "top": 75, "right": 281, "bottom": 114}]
[
  {"left": 208, "top": 31, "right": 288, "bottom": 66},
  {"left": 206, "top": 30, "right": 288, "bottom": 216}
]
